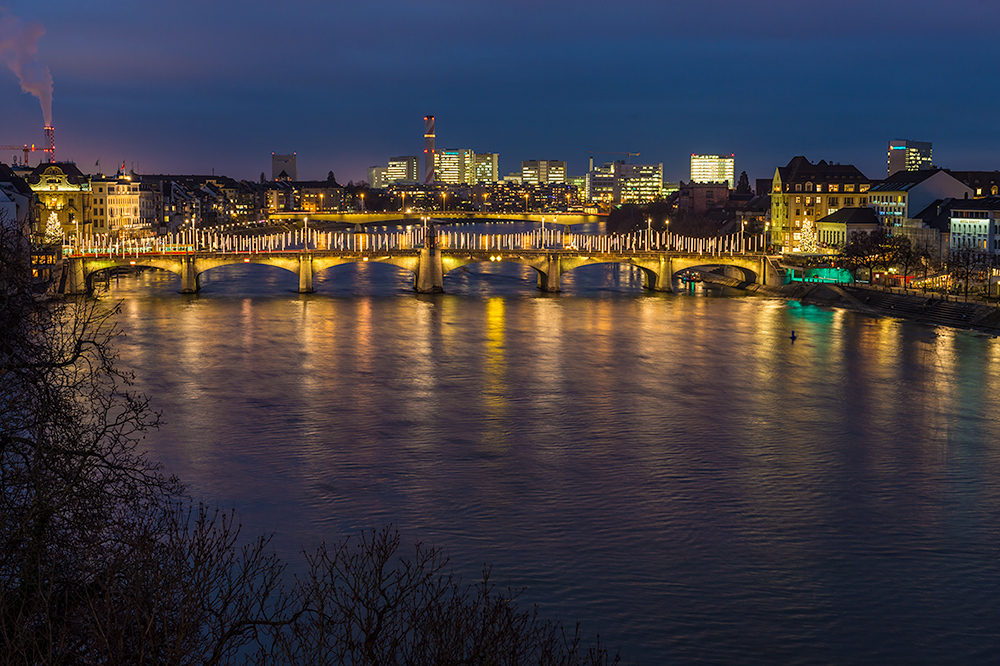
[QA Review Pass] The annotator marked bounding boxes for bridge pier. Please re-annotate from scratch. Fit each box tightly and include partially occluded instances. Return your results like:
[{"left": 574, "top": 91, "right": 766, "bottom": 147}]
[
  {"left": 538, "top": 254, "right": 562, "bottom": 292},
  {"left": 652, "top": 255, "right": 673, "bottom": 292},
  {"left": 63, "top": 257, "right": 88, "bottom": 295},
  {"left": 416, "top": 247, "right": 443, "bottom": 293},
  {"left": 298, "top": 255, "right": 314, "bottom": 293},
  {"left": 180, "top": 256, "right": 198, "bottom": 293}
]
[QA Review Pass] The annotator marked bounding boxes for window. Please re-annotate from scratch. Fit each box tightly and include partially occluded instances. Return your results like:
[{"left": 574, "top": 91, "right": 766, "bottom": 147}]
[
  {"left": 795, "top": 184, "right": 802, "bottom": 192},
  {"left": 795, "top": 196, "right": 801, "bottom": 204},
  {"left": 844, "top": 197, "right": 854, "bottom": 206},
  {"left": 830, "top": 184, "right": 839, "bottom": 192},
  {"left": 829, "top": 197, "right": 839, "bottom": 206},
  {"left": 845, "top": 184, "right": 855, "bottom": 192},
  {"left": 806, "top": 182, "right": 814, "bottom": 192}
]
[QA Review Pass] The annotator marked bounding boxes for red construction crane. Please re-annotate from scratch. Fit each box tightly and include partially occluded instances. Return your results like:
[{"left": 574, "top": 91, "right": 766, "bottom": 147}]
[{"left": 0, "top": 144, "right": 49, "bottom": 166}]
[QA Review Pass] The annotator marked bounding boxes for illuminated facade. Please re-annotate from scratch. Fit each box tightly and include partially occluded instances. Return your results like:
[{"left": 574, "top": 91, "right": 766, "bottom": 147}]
[
  {"left": 473, "top": 153, "right": 500, "bottom": 183},
  {"left": 887, "top": 139, "right": 932, "bottom": 177},
  {"left": 949, "top": 197, "right": 1000, "bottom": 253},
  {"left": 435, "top": 149, "right": 475, "bottom": 185},
  {"left": 585, "top": 161, "right": 662, "bottom": 205},
  {"left": 26, "top": 163, "right": 92, "bottom": 239},
  {"left": 90, "top": 175, "right": 153, "bottom": 238},
  {"left": 617, "top": 163, "right": 663, "bottom": 204},
  {"left": 690, "top": 154, "right": 735, "bottom": 189},
  {"left": 521, "top": 160, "right": 567, "bottom": 185},
  {"left": 387, "top": 156, "right": 419, "bottom": 183},
  {"left": 770, "top": 156, "right": 870, "bottom": 251}
]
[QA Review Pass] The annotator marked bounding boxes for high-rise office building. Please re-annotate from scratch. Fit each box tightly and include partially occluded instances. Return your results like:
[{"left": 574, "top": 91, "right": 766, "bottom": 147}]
[
  {"left": 272, "top": 153, "right": 297, "bottom": 181},
  {"left": 887, "top": 139, "right": 932, "bottom": 176},
  {"left": 435, "top": 149, "right": 475, "bottom": 185},
  {"left": 690, "top": 154, "right": 735, "bottom": 188},
  {"left": 585, "top": 161, "right": 662, "bottom": 204},
  {"left": 617, "top": 163, "right": 663, "bottom": 204},
  {"left": 387, "top": 156, "right": 419, "bottom": 183},
  {"left": 473, "top": 153, "right": 500, "bottom": 183},
  {"left": 521, "top": 160, "right": 567, "bottom": 185}
]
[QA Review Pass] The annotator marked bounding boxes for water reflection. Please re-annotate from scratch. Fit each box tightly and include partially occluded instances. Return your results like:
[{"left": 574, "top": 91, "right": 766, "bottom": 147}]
[{"left": 102, "top": 269, "right": 1000, "bottom": 666}]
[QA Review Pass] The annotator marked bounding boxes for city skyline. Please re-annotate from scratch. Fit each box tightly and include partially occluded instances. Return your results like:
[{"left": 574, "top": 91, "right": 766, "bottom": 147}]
[{"left": 4, "top": 1, "right": 1000, "bottom": 183}]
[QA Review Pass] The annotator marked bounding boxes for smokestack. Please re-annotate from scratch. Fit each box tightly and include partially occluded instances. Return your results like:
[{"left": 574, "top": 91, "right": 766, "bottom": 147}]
[
  {"left": 44, "top": 125, "right": 54, "bottom": 162},
  {"left": 423, "top": 115, "right": 435, "bottom": 185},
  {"left": 0, "top": 11, "right": 54, "bottom": 127}
]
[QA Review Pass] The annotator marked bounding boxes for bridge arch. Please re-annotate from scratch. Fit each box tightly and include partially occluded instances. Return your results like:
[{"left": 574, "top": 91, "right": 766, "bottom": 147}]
[
  {"left": 559, "top": 259, "right": 661, "bottom": 291},
  {"left": 312, "top": 258, "right": 418, "bottom": 292},
  {"left": 670, "top": 260, "right": 759, "bottom": 285},
  {"left": 194, "top": 260, "right": 300, "bottom": 292}
]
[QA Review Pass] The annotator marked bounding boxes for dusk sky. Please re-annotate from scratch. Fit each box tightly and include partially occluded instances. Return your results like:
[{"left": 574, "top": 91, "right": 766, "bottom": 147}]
[{"left": 3, "top": 0, "right": 1000, "bottom": 184}]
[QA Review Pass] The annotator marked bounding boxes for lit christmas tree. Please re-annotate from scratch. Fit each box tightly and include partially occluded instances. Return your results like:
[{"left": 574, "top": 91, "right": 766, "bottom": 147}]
[
  {"left": 799, "top": 217, "right": 817, "bottom": 253},
  {"left": 43, "top": 211, "right": 63, "bottom": 245}
]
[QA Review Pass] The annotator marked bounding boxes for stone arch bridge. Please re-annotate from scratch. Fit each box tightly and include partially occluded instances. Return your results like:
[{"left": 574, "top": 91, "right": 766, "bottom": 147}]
[{"left": 64, "top": 248, "right": 781, "bottom": 295}]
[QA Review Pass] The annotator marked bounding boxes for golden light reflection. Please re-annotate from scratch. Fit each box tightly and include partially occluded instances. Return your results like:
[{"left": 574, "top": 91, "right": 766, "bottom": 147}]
[{"left": 481, "top": 297, "right": 509, "bottom": 451}]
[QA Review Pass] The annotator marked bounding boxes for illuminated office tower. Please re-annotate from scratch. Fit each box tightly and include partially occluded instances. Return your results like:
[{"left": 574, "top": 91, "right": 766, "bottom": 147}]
[
  {"left": 521, "top": 160, "right": 567, "bottom": 185},
  {"left": 585, "top": 161, "right": 662, "bottom": 204},
  {"left": 887, "top": 139, "right": 932, "bottom": 176},
  {"left": 387, "top": 156, "right": 419, "bottom": 183},
  {"left": 473, "top": 153, "right": 500, "bottom": 183},
  {"left": 690, "top": 154, "right": 735, "bottom": 188},
  {"left": 617, "top": 162, "right": 663, "bottom": 204},
  {"left": 435, "top": 149, "right": 475, "bottom": 185}
]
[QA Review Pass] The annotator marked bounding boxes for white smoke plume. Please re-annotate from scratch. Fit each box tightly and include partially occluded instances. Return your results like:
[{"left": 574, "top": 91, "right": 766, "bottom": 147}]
[{"left": 0, "top": 8, "right": 53, "bottom": 126}]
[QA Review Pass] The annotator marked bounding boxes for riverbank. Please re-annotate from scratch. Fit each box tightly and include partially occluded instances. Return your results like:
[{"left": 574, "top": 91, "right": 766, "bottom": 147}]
[{"left": 700, "top": 272, "right": 1000, "bottom": 334}]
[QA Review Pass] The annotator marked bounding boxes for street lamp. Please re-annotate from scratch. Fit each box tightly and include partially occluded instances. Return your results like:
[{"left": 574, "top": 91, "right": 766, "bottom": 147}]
[
  {"left": 359, "top": 192, "right": 365, "bottom": 213},
  {"left": 319, "top": 192, "right": 324, "bottom": 212},
  {"left": 524, "top": 192, "right": 529, "bottom": 213},
  {"left": 440, "top": 191, "right": 447, "bottom": 212}
]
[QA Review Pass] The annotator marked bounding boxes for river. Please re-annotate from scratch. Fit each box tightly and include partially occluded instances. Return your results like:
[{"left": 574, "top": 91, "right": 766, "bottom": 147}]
[{"left": 106, "top": 247, "right": 1000, "bottom": 664}]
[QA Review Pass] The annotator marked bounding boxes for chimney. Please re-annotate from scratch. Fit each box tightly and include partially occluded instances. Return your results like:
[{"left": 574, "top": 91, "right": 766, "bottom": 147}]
[
  {"left": 44, "top": 125, "right": 54, "bottom": 162},
  {"left": 423, "top": 115, "right": 435, "bottom": 184}
]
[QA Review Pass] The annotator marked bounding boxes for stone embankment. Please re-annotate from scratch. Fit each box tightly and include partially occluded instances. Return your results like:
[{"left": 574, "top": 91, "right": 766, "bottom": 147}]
[{"left": 694, "top": 269, "right": 1000, "bottom": 334}]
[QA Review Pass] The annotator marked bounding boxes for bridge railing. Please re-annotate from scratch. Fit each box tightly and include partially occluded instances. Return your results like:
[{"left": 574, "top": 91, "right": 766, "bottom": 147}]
[{"left": 63, "top": 227, "right": 768, "bottom": 258}]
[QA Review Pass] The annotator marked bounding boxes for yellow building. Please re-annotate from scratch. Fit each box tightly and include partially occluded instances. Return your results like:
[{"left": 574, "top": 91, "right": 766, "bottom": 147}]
[
  {"left": 771, "top": 156, "right": 870, "bottom": 252},
  {"left": 26, "top": 163, "right": 92, "bottom": 240}
]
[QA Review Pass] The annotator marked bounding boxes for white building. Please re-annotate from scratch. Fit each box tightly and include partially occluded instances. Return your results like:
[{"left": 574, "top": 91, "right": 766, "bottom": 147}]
[
  {"left": 868, "top": 169, "right": 971, "bottom": 229},
  {"left": 690, "top": 154, "right": 735, "bottom": 189},
  {"left": 950, "top": 197, "right": 1000, "bottom": 253}
]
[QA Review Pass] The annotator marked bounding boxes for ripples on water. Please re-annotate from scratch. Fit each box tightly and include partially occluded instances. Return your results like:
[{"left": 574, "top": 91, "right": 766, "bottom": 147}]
[{"left": 106, "top": 260, "right": 1000, "bottom": 665}]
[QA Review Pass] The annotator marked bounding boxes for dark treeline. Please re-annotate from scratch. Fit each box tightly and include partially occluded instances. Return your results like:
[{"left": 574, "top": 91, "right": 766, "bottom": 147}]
[{"left": 0, "top": 212, "right": 619, "bottom": 664}]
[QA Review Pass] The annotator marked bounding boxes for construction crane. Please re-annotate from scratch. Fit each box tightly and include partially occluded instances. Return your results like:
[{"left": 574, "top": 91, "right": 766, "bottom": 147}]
[
  {"left": 0, "top": 144, "right": 49, "bottom": 167},
  {"left": 589, "top": 151, "right": 641, "bottom": 165}
]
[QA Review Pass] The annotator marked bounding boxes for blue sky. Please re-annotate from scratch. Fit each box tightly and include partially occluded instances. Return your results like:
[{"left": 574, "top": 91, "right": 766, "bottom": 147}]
[{"left": 3, "top": 0, "right": 1000, "bottom": 183}]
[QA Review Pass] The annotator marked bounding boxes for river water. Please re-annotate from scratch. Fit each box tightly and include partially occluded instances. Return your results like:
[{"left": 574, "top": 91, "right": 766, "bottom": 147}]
[{"left": 106, "top": 246, "right": 1000, "bottom": 664}]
